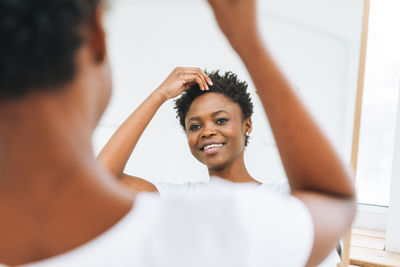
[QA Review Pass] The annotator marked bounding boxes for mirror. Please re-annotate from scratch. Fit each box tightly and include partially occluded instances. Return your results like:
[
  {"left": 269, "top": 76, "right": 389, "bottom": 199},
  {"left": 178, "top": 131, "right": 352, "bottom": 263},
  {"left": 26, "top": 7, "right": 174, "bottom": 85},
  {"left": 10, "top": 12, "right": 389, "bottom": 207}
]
[{"left": 93, "top": 0, "right": 365, "bottom": 186}]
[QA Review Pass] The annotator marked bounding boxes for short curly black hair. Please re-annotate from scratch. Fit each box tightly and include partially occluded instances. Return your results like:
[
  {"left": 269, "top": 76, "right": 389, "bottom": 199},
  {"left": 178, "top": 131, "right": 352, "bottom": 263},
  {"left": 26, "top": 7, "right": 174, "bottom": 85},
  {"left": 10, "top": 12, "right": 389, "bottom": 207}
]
[
  {"left": 0, "top": 0, "right": 103, "bottom": 99},
  {"left": 175, "top": 70, "right": 254, "bottom": 146}
]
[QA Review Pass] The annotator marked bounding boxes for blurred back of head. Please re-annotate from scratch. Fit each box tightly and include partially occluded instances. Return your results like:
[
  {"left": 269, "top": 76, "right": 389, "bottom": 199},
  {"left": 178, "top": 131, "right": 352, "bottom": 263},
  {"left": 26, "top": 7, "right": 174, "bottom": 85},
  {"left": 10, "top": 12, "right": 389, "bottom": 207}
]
[{"left": 0, "top": 0, "right": 102, "bottom": 99}]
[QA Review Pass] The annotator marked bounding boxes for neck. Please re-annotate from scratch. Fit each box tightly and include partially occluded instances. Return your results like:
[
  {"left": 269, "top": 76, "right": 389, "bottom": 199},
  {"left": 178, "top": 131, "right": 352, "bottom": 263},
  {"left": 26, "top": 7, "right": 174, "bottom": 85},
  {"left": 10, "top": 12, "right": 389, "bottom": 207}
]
[
  {"left": 0, "top": 89, "right": 127, "bottom": 199},
  {"left": 208, "top": 154, "right": 260, "bottom": 184},
  {"left": 0, "top": 91, "right": 88, "bottom": 182}
]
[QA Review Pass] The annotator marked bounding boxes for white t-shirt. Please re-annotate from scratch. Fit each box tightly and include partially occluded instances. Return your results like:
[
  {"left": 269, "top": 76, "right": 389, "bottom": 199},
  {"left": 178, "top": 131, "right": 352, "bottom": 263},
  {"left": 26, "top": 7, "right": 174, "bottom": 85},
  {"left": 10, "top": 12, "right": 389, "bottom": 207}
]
[
  {"left": 155, "top": 177, "right": 291, "bottom": 196},
  {"left": 1, "top": 180, "right": 314, "bottom": 267},
  {"left": 155, "top": 178, "right": 339, "bottom": 267}
]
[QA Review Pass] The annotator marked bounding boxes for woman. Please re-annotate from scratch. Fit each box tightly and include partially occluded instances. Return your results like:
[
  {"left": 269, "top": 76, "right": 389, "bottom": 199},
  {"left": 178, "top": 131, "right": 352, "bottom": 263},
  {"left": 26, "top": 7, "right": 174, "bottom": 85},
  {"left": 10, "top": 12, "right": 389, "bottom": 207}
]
[
  {"left": 99, "top": 69, "right": 292, "bottom": 195},
  {"left": 0, "top": 0, "right": 355, "bottom": 266},
  {"left": 98, "top": 42, "right": 337, "bottom": 267}
]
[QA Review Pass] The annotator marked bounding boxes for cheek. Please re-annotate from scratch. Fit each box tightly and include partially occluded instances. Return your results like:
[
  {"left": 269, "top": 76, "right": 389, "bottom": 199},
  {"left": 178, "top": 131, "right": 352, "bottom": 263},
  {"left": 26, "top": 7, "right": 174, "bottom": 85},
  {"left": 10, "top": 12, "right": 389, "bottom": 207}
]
[
  {"left": 187, "top": 133, "right": 199, "bottom": 155},
  {"left": 225, "top": 122, "right": 244, "bottom": 143}
]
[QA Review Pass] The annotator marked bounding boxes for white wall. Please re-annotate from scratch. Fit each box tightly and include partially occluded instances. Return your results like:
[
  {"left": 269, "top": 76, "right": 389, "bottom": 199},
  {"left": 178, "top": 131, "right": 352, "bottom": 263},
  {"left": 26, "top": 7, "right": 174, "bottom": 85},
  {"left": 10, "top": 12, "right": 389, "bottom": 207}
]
[{"left": 93, "top": 0, "right": 365, "bottom": 184}]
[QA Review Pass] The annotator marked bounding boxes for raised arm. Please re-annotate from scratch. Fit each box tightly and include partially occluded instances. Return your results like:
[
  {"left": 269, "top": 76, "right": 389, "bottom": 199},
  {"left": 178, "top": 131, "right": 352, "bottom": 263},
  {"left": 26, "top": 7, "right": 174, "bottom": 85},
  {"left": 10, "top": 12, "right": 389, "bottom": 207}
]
[
  {"left": 97, "top": 67, "right": 212, "bottom": 192},
  {"left": 207, "top": 0, "right": 356, "bottom": 265}
]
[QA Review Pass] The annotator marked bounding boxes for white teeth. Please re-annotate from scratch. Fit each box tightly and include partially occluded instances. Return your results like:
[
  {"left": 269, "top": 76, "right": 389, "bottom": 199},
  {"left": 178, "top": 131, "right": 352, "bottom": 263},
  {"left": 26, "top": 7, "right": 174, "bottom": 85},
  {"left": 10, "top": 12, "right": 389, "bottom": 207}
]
[{"left": 204, "top": 143, "right": 224, "bottom": 150}]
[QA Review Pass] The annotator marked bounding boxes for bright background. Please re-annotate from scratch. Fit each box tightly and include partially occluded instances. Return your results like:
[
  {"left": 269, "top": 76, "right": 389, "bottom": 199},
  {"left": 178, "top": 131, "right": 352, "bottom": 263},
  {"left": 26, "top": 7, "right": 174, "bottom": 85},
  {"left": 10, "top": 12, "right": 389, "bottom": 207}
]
[{"left": 355, "top": 0, "right": 400, "bottom": 207}]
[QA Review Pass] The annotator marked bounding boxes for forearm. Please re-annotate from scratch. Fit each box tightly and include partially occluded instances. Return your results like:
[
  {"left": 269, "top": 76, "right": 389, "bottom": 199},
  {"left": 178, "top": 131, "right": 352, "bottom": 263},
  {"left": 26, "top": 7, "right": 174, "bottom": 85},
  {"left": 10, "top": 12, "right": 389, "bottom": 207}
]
[
  {"left": 237, "top": 38, "right": 354, "bottom": 198},
  {"left": 97, "top": 67, "right": 211, "bottom": 178},
  {"left": 97, "top": 90, "right": 166, "bottom": 177}
]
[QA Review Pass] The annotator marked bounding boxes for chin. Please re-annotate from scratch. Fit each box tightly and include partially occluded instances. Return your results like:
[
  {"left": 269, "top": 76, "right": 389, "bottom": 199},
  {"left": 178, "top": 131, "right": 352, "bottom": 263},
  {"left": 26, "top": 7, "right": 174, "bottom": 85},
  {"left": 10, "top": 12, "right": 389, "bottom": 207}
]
[{"left": 204, "top": 158, "right": 230, "bottom": 171}]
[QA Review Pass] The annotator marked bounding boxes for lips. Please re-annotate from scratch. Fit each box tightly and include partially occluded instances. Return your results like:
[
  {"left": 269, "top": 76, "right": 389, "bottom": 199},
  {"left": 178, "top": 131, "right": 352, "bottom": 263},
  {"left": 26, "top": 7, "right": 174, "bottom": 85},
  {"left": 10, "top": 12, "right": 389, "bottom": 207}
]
[
  {"left": 203, "top": 143, "right": 224, "bottom": 150},
  {"left": 200, "top": 142, "right": 226, "bottom": 155}
]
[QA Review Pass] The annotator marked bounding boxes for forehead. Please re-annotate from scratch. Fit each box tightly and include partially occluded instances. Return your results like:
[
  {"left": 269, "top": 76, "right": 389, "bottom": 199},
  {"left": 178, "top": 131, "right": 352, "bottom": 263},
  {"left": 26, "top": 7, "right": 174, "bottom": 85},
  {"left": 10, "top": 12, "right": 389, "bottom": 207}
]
[{"left": 186, "top": 93, "right": 242, "bottom": 121}]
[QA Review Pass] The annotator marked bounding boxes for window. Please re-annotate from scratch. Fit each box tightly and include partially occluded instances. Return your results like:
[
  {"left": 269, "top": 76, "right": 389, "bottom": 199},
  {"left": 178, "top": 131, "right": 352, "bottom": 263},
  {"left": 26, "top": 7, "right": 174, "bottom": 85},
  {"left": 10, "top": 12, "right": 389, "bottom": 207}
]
[
  {"left": 355, "top": 0, "right": 400, "bottom": 207},
  {"left": 353, "top": 0, "right": 400, "bottom": 253}
]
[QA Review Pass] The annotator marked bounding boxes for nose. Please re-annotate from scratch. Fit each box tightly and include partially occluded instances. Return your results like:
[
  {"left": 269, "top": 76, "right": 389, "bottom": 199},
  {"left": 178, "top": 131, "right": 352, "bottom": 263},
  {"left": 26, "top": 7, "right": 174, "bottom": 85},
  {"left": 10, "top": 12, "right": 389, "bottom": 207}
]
[{"left": 201, "top": 124, "right": 216, "bottom": 139}]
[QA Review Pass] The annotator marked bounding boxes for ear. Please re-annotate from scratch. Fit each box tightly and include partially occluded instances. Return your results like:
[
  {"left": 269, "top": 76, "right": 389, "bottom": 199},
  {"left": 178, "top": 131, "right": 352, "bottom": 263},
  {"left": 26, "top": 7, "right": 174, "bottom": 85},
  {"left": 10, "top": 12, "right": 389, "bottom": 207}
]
[
  {"left": 244, "top": 117, "right": 252, "bottom": 135},
  {"left": 88, "top": 5, "right": 107, "bottom": 63}
]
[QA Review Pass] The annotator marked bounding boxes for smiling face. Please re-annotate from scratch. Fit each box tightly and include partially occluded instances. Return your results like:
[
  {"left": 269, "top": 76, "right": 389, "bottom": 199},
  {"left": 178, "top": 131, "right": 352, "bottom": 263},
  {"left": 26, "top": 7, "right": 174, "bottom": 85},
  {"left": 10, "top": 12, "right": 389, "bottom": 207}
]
[{"left": 185, "top": 92, "right": 252, "bottom": 171}]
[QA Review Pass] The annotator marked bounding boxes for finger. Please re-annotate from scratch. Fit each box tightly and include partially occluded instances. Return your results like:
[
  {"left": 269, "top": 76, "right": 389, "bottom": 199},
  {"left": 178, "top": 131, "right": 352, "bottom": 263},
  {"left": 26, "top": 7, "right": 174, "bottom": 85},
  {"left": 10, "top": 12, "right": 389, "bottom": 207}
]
[
  {"left": 184, "top": 68, "right": 213, "bottom": 86},
  {"left": 179, "top": 73, "right": 204, "bottom": 91},
  {"left": 180, "top": 73, "right": 208, "bottom": 91},
  {"left": 179, "top": 71, "right": 208, "bottom": 91},
  {"left": 175, "top": 67, "right": 210, "bottom": 90},
  {"left": 197, "top": 70, "right": 213, "bottom": 87},
  {"left": 193, "top": 72, "right": 210, "bottom": 91},
  {"left": 193, "top": 73, "right": 209, "bottom": 91}
]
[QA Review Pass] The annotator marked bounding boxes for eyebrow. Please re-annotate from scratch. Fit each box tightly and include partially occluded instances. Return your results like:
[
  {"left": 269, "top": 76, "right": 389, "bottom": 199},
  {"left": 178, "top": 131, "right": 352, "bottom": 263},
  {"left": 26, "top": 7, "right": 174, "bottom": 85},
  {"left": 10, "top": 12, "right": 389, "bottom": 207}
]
[{"left": 187, "top": 110, "right": 229, "bottom": 123}]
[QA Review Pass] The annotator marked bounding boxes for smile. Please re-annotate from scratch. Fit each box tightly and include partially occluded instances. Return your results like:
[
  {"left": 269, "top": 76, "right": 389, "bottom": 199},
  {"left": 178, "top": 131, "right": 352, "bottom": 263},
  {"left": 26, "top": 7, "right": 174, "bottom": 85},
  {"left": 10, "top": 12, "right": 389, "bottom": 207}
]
[
  {"left": 205, "top": 143, "right": 223, "bottom": 150},
  {"left": 200, "top": 143, "right": 225, "bottom": 155}
]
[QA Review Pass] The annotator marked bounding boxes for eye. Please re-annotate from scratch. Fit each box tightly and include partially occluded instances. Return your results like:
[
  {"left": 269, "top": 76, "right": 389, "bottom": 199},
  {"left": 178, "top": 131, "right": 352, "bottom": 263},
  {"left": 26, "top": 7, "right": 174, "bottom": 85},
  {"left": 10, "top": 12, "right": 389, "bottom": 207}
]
[
  {"left": 189, "top": 124, "right": 201, "bottom": 131},
  {"left": 216, "top": 118, "right": 229, "bottom": 125}
]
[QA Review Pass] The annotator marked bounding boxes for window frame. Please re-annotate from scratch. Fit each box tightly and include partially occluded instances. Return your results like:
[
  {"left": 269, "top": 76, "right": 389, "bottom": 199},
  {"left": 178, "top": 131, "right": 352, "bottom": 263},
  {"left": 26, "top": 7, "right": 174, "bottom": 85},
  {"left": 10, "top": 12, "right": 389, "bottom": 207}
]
[{"left": 353, "top": 204, "right": 387, "bottom": 232}]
